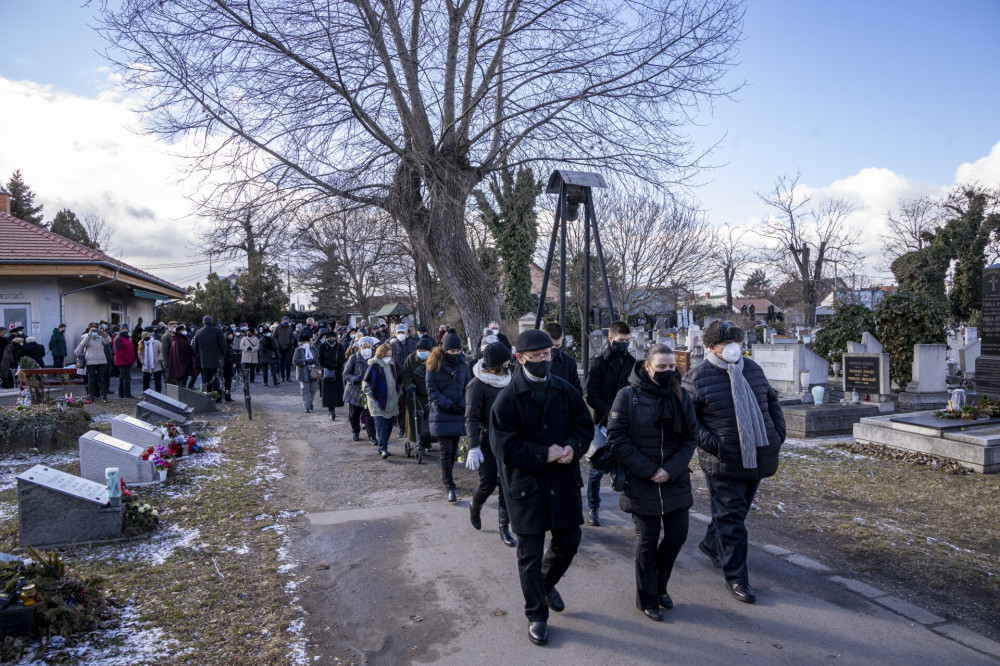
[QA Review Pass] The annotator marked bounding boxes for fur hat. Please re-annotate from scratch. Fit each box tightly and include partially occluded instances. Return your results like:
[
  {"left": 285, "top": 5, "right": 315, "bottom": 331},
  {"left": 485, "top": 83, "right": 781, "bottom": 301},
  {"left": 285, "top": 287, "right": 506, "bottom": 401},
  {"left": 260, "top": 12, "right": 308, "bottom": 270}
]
[
  {"left": 442, "top": 330, "right": 463, "bottom": 352},
  {"left": 480, "top": 333, "right": 500, "bottom": 350},
  {"left": 702, "top": 320, "right": 744, "bottom": 347},
  {"left": 482, "top": 341, "right": 511, "bottom": 369},
  {"left": 514, "top": 329, "right": 553, "bottom": 353}
]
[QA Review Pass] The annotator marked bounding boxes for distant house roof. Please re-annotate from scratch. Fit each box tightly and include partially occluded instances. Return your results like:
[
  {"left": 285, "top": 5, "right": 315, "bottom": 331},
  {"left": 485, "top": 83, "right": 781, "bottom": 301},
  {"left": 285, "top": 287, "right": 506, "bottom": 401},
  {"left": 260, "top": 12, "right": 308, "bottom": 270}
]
[
  {"left": 374, "top": 302, "right": 411, "bottom": 317},
  {"left": 731, "top": 298, "right": 781, "bottom": 314},
  {"left": 0, "top": 211, "right": 185, "bottom": 299}
]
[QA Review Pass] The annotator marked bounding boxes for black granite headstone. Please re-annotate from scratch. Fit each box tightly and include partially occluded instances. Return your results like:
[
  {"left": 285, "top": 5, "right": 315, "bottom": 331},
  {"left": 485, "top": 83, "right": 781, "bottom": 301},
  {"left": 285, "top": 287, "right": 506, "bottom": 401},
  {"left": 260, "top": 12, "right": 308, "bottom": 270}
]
[
  {"left": 977, "top": 265, "right": 1000, "bottom": 397},
  {"left": 844, "top": 356, "right": 880, "bottom": 392}
]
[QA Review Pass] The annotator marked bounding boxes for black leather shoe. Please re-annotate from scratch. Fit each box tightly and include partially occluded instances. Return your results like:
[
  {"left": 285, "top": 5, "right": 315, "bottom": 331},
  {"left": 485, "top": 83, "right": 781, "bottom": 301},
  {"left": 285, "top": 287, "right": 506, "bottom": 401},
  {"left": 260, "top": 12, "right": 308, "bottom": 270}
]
[
  {"left": 586, "top": 509, "right": 601, "bottom": 526},
  {"left": 352, "top": 433, "right": 360, "bottom": 441},
  {"left": 528, "top": 621, "right": 548, "bottom": 646},
  {"left": 447, "top": 489, "right": 457, "bottom": 503},
  {"left": 699, "top": 542, "right": 721, "bottom": 568},
  {"left": 659, "top": 593, "right": 674, "bottom": 609},
  {"left": 545, "top": 588, "right": 565, "bottom": 613},
  {"left": 642, "top": 607, "right": 662, "bottom": 621},
  {"left": 499, "top": 524, "right": 517, "bottom": 548},
  {"left": 470, "top": 503, "right": 482, "bottom": 530},
  {"left": 729, "top": 582, "right": 756, "bottom": 604},
  {"left": 380, "top": 450, "right": 390, "bottom": 460}
]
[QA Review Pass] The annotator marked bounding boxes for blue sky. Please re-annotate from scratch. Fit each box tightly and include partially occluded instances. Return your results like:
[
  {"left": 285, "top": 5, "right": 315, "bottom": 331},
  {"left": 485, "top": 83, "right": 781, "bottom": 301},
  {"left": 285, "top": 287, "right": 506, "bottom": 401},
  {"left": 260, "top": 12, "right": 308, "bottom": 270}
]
[{"left": 1, "top": 1, "right": 999, "bottom": 287}]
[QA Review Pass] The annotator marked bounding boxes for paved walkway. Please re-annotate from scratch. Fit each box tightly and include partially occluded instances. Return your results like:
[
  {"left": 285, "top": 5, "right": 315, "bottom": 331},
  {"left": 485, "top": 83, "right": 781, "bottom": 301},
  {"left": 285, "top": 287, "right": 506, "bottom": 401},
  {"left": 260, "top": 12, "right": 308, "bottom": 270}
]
[{"left": 257, "top": 384, "right": 1000, "bottom": 664}]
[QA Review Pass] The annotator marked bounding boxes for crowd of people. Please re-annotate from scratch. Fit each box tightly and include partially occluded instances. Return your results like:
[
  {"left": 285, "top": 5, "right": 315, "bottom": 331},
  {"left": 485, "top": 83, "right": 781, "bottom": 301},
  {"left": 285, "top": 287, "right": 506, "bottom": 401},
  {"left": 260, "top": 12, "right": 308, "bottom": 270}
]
[{"left": 9, "top": 312, "right": 784, "bottom": 647}]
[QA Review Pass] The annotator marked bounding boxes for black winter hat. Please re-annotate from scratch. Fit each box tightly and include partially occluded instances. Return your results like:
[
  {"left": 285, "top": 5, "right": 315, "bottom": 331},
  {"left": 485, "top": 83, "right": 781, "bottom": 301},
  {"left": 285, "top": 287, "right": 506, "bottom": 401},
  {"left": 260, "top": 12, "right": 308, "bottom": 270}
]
[
  {"left": 417, "top": 337, "right": 434, "bottom": 351},
  {"left": 514, "top": 329, "right": 553, "bottom": 353},
  {"left": 442, "top": 330, "right": 463, "bottom": 351},
  {"left": 417, "top": 324, "right": 428, "bottom": 334},
  {"left": 497, "top": 333, "right": 511, "bottom": 349},
  {"left": 482, "top": 341, "right": 511, "bottom": 369},
  {"left": 702, "top": 320, "right": 744, "bottom": 347}
]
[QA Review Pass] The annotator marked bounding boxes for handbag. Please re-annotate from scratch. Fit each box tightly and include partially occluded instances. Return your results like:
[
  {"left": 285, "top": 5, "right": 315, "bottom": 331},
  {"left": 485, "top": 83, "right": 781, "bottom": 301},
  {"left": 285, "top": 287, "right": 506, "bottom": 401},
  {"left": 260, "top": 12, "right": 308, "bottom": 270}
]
[{"left": 309, "top": 366, "right": 322, "bottom": 382}]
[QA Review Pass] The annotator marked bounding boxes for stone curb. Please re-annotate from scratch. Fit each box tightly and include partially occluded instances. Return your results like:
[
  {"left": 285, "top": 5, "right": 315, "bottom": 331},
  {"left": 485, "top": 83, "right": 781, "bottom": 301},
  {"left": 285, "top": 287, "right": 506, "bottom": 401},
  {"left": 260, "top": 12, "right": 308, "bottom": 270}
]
[{"left": 757, "top": 540, "right": 1000, "bottom": 660}]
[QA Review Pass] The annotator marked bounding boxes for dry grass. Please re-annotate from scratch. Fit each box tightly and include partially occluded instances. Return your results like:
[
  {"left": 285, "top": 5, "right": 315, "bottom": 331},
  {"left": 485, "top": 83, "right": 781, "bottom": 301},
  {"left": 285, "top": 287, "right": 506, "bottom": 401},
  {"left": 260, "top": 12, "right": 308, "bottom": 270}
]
[
  {"left": 744, "top": 440, "right": 1000, "bottom": 637},
  {"left": 0, "top": 407, "right": 302, "bottom": 664}
]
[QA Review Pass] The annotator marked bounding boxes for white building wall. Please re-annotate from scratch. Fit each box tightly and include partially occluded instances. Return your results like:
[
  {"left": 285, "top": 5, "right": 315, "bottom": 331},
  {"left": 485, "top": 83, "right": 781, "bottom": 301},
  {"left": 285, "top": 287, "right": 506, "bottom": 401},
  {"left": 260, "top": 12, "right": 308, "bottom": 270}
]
[{"left": 0, "top": 277, "right": 158, "bottom": 365}]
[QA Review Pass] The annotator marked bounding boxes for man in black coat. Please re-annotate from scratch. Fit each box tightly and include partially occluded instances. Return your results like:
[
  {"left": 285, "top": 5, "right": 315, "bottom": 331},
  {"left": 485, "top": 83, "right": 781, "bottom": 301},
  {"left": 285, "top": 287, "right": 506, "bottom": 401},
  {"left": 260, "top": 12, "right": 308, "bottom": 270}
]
[
  {"left": 541, "top": 322, "right": 581, "bottom": 394},
  {"left": 192, "top": 315, "right": 228, "bottom": 401},
  {"left": 583, "top": 320, "right": 635, "bottom": 526},
  {"left": 490, "top": 329, "right": 594, "bottom": 647},
  {"left": 682, "top": 320, "right": 785, "bottom": 604}
]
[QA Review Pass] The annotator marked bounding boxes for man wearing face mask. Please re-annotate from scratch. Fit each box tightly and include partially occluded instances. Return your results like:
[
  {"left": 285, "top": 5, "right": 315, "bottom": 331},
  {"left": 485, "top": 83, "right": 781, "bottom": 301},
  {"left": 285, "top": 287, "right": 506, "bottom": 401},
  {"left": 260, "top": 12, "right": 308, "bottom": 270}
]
[
  {"left": 391, "top": 324, "right": 418, "bottom": 436},
  {"left": 682, "top": 320, "right": 785, "bottom": 604},
  {"left": 583, "top": 320, "right": 635, "bottom": 526},
  {"left": 402, "top": 337, "right": 434, "bottom": 451},
  {"left": 607, "top": 344, "right": 698, "bottom": 620},
  {"left": 542, "top": 322, "right": 582, "bottom": 395},
  {"left": 490, "top": 329, "right": 594, "bottom": 646}
]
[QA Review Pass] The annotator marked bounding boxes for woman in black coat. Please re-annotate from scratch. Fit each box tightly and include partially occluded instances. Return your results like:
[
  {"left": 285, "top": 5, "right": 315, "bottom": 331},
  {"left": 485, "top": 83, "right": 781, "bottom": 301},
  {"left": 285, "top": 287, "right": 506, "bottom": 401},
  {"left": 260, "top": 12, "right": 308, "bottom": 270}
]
[
  {"left": 318, "top": 333, "right": 345, "bottom": 420},
  {"left": 608, "top": 345, "right": 698, "bottom": 621},
  {"left": 682, "top": 321, "right": 785, "bottom": 605},
  {"left": 464, "top": 342, "right": 516, "bottom": 547},
  {"left": 425, "top": 330, "right": 469, "bottom": 503}
]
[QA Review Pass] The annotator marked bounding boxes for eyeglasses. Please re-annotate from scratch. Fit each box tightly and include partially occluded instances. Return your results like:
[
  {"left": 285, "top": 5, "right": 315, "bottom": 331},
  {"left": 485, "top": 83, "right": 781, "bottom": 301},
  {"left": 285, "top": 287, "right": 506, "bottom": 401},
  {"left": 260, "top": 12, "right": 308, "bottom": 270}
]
[{"left": 521, "top": 350, "right": 552, "bottom": 362}]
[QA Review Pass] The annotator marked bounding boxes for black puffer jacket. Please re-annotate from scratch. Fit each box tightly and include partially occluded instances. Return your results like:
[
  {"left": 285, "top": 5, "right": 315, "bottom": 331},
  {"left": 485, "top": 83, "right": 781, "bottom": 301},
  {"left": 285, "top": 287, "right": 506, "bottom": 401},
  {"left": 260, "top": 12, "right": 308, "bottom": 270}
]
[
  {"left": 608, "top": 362, "right": 698, "bottom": 516},
  {"left": 426, "top": 355, "right": 470, "bottom": 438},
  {"left": 682, "top": 357, "right": 785, "bottom": 480},
  {"left": 586, "top": 347, "right": 635, "bottom": 426}
]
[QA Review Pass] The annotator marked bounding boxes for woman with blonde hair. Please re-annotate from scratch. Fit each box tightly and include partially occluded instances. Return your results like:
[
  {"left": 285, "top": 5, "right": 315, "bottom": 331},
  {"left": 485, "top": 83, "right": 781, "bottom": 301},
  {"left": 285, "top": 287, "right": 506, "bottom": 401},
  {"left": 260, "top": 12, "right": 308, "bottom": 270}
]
[{"left": 425, "top": 330, "right": 469, "bottom": 502}]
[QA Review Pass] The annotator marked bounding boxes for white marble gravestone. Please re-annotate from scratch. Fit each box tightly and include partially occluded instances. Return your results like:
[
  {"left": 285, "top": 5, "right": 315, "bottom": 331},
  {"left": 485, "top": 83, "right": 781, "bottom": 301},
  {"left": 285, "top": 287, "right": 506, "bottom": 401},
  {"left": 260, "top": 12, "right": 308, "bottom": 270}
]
[
  {"left": 17, "top": 465, "right": 123, "bottom": 547},
  {"left": 79, "top": 430, "right": 156, "bottom": 485},
  {"left": 111, "top": 414, "right": 166, "bottom": 449}
]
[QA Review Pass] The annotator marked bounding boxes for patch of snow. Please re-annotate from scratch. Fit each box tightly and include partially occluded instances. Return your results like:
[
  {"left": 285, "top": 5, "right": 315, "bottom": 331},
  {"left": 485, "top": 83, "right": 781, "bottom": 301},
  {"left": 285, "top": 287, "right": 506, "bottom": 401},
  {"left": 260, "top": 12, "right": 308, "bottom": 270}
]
[
  {"left": 77, "top": 525, "right": 201, "bottom": 566},
  {"left": 0, "top": 451, "right": 80, "bottom": 491},
  {"left": 90, "top": 413, "right": 114, "bottom": 423}
]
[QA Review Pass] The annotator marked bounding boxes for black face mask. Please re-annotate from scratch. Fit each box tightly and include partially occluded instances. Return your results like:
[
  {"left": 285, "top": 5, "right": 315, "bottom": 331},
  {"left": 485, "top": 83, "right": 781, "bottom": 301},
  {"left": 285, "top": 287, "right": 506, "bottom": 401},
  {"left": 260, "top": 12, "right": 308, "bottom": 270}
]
[
  {"left": 444, "top": 353, "right": 461, "bottom": 365},
  {"left": 550, "top": 347, "right": 560, "bottom": 358},
  {"left": 610, "top": 340, "right": 629, "bottom": 354},
  {"left": 523, "top": 359, "right": 551, "bottom": 379},
  {"left": 652, "top": 369, "right": 681, "bottom": 387}
]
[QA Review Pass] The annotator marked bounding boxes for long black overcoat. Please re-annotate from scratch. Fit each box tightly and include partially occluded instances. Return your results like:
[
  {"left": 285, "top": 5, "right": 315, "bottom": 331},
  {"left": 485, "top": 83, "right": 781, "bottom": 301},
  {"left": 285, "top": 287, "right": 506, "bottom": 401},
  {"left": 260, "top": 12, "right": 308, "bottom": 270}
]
[{"left": 490, "top": 371, "right": 594, "bottom": 535}]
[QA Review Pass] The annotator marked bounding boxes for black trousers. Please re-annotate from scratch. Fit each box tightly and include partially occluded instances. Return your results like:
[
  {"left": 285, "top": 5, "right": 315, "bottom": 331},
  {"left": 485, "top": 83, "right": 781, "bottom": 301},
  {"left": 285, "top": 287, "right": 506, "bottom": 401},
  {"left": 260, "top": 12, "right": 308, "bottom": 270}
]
[
  {"left": 516, "top": 526, "right": 582, "bottom": 622},
  {"left": 223, "top": 365, "right": 234, "bottom": 396},
  {"left": 633, "top": 509, "right": 689, "bottom": 609},
  {"left": 437, "top": 436, "right": 458, "bottom": 491},
  {"left": 349, "top": 404, "right": 376, "bottom": 439},
  {"left": 472, "top": 449, "right": 507, "bottom": 514},
  {"left": 702, "top": 476, "right": 761, "bottom": 584},
  {"left": 143, "top": 371, "right": 163, "bottom": 393},
  {"left": 201, "top": 367, "right": 222, "bottom": 398}
]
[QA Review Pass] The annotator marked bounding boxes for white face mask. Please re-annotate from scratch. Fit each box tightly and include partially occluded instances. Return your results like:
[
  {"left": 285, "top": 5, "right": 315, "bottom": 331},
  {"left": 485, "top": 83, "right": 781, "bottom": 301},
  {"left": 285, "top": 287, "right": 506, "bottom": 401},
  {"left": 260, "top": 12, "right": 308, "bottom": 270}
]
[
  {"left": 721, "top": 342, "right": 742, "bottom": 363},
  {"left": 396, "top": 333, "right": 406, "bottom": 342},
  {"left": 360, "top": 348, "right": 372, "bottom": 359}
]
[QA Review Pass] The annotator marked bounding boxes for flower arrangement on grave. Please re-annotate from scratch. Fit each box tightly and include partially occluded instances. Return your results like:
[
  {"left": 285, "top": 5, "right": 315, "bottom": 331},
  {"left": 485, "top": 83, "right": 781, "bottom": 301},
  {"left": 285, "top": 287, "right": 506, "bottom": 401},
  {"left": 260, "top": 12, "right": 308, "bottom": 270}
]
[
  {"left": 201, "top": 390, "right": 221, "bottom": 401},
  {"left": 151, "top": 455, "right": 171, "bottom": 471},
  {"left": 123, "top": 499, "right": 160, "bottom": 535},
  {"left": 0, "top": 548, "right": 111, "bottom": 653}
]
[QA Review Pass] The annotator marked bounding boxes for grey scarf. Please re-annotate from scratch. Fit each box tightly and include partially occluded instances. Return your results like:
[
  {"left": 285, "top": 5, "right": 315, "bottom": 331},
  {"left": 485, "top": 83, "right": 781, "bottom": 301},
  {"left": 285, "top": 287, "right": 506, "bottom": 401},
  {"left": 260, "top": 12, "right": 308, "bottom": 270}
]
[{"left": 706, "top": 353, "right": 769, "bottom": 469}]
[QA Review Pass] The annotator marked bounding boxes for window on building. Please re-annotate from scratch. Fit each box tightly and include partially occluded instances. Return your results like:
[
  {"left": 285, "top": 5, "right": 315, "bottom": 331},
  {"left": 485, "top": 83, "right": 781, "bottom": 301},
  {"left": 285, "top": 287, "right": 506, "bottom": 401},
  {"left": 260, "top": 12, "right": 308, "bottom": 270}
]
[
  {"left": 0, "top": 304, "right": 30, "bottom": 331},
  {"left": 110, "top": 299, "right": 125, "bottom": 326}
]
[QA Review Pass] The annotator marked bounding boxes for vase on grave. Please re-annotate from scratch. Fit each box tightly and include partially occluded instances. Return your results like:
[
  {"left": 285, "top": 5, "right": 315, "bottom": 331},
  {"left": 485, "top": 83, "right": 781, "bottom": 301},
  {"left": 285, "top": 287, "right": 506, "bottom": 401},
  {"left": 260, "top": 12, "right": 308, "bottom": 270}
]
[{"left": 811, "top": 386, "right": 825, "bottom": 405}]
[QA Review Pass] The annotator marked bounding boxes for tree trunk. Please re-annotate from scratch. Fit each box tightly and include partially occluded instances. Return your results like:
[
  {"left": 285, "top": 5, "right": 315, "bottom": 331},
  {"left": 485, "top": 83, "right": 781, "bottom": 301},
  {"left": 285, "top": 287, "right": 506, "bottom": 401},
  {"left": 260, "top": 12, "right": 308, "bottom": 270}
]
[
  {"left": 387, "top": 159, "right": 500, "bottom": 350},
  {"left": 413, "top": 249, "right": 435, "bottom": 327}
]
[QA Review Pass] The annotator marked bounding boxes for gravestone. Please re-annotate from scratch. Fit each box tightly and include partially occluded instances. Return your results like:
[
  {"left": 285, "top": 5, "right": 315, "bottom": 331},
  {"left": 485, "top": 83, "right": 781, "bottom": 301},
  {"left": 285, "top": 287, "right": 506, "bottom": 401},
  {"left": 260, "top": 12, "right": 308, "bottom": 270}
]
[
  {"left": 79, "top": 430, "right": 156, "bottom": 486},
  {"left": 165, "top": 384, "right": 218, "bottom": 413},
  {"left": 111, "top": 414, "right": 166, "bottom": 449},
  {"left": 136, "top": 401, "right": 193, "bottom": 434},
  {"left": 959, "top": 339, "right": 981, "bottom": 377},
  {"left": 142, "top": 390, "right": 195, "bottom": 421},
  {"left": 977, "top": 266, "right": 1000, "bottom": 399},
  {"left": 752, "top": 343, "right": 828, "bottom": 394},
  {"left": 17, "top": 465, "right": 123, "bottom": 547},
  {"left": 842, "top": 353, "right": 891, "bottom": 397},
  {"left": 687, "top": 324, "right": 702, "bottom": 350},
  {"left": 675, "top": 351, "right": 691, "bottom": 377},
  {"left": 898, "top": 344, "right": 950, "bottom": 411}
]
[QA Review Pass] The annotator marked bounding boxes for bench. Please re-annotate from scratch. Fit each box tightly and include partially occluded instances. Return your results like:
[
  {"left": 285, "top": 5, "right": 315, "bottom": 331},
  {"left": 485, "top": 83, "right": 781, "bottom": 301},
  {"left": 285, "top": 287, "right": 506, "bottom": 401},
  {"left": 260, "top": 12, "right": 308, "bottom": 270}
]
[{"left": 19, "top": 368, "right": 87, "bottom": 388}]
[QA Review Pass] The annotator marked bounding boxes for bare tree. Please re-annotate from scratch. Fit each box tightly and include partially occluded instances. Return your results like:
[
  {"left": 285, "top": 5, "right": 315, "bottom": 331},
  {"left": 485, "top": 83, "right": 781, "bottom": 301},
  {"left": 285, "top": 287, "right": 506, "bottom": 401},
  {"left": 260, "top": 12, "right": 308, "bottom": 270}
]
[
  {"left": 710, "top": 223, "right": 754, "bottom": 308},
  {"left": 879, "top": 195, "right": 943, "bottom": 272},
  {"left": 194, "top": 181, "right": 295, "bottom": 270},
  {"left": 99, "top": 0, "right": 745, "bottom": 341},
  {"left": 299, "top": 205, "right": 409, "bottom": 321},
  {"left": 81, "top": 212, "right": 121, "bottom": 257},
  {"left": 598, "top": 188, "right": 713, "bottom": 317},
  {"left": 759, "top": 173, "right": 861, "bottom": 325}
]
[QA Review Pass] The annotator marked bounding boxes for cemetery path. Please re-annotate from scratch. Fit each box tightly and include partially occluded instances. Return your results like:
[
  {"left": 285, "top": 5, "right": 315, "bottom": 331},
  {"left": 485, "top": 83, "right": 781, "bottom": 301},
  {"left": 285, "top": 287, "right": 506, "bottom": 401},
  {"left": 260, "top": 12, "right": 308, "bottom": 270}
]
[{"left": 249, "top": 385, "right": 1000, "bottom": 665}]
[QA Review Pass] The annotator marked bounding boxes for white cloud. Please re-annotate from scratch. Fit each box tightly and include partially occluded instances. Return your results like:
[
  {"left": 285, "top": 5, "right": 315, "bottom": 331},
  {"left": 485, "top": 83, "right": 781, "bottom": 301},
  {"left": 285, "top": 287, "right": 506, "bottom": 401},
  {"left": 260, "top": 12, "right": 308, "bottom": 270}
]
[
  {"left": 0, "top": 77, "right": 234, "bottom": 286},
  {"left": 955, "top": 140, "right": 1000, "bottom": 186}
]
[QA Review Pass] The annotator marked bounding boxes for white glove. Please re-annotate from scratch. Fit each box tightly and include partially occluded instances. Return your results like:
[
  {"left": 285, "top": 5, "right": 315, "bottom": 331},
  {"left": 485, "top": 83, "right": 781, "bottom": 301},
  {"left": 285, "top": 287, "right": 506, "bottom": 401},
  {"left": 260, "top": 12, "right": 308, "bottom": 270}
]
[{"left": 465, "top": 447, "right": 484, "bottom": 471}]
